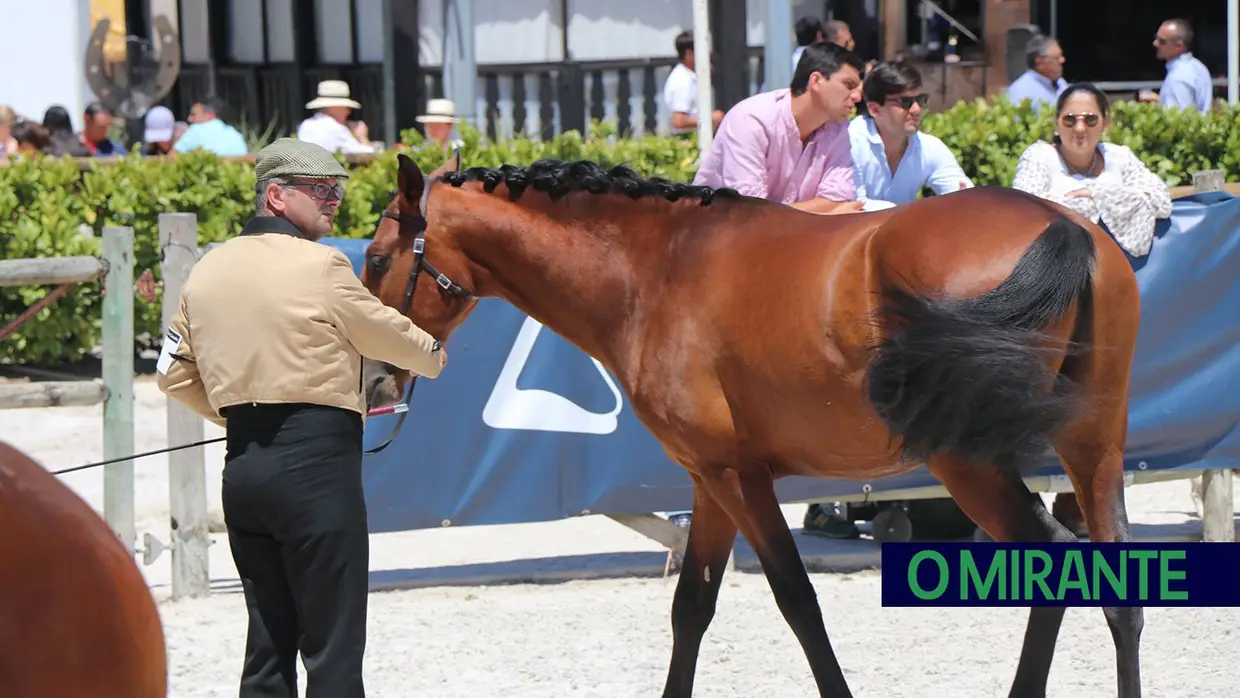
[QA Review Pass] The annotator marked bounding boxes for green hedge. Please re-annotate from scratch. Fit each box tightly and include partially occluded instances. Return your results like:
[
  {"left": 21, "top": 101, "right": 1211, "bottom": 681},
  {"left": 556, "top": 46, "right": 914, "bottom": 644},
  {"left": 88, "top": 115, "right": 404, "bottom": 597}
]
[{"left": 3, "top": 98, "right": 1239, "bottom": 365}]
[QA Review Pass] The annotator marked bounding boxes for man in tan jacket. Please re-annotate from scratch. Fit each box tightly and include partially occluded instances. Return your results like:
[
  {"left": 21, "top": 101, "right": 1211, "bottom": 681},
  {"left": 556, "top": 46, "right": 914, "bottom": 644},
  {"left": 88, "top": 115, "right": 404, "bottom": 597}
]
[{"left": 156, "top": 138, "right": 443, "bottom": 698}]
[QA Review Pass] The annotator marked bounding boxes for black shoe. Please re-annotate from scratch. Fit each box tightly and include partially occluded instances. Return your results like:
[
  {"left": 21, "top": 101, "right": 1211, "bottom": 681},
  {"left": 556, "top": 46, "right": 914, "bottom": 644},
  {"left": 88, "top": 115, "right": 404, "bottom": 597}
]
[{"left": 802, "top": 502, "right": 860, "bottom": 539}]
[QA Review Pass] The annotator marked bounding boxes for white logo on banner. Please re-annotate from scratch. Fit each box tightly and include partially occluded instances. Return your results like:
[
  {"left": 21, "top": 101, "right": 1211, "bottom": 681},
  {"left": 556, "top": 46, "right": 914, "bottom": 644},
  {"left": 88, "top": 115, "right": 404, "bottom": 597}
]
[{"left": 482, "top": 317, "right": 623, "bottom": 434}]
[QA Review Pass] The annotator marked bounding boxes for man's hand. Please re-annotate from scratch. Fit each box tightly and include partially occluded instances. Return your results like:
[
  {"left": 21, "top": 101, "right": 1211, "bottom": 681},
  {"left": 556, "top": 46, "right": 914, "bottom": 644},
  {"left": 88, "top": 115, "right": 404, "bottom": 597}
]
[
  {"left": 831, "top": 200, "right": 867, "bottom": 214},
  {"left": 792, "top": 199, "right": 866, "bottom": 215},
  {"left": 1064, "top": 188, "right": 1093, "bottom": 198}
]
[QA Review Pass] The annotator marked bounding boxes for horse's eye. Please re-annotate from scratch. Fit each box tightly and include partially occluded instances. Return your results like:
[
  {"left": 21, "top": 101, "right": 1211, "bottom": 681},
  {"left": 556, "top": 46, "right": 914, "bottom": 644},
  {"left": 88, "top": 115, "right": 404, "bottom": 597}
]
[{"left": 368, "top": 255, "right": 390, "bottom": 271}]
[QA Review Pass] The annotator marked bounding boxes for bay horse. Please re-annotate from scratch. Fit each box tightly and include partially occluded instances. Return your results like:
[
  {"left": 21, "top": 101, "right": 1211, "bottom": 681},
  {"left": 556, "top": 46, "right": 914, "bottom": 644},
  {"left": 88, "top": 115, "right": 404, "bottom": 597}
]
[
  {"left": 0, "top": 442, "right": 166, "bottom": 697},
  {"left": 360, "top": 153, "right": 1143, "bottom": 698}
]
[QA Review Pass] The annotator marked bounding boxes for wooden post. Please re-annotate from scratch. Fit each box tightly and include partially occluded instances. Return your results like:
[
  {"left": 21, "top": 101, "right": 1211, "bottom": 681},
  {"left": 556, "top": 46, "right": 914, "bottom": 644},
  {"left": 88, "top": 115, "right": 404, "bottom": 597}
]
[
  {"left": 0, "top": 256, "right": 111, "bottom": 286},
  {"left": 102, "top": 226, "right": 136, "bottom": 551},
  {"left": 0, "top": 381, "right": 108, "bottom": 408},
  {"left": 1193, "top": 170, "right": 1235, "bottom": 542},
  {"left": 1193, "top": 169, "right": 1226, "bottom": 193},
  {"left": 159, "top": 213, "right": 211, "bottom": 598}
]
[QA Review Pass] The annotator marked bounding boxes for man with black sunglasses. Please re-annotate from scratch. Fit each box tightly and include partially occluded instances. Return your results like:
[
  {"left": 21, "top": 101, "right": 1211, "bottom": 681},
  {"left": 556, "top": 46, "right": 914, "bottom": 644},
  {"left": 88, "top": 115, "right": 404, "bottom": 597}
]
[
  {"left": 845, "top": 61, "right": 972, "bottom": 211},
  {"left": 802, "top": 61, "right": 974, "bottom": 539}
]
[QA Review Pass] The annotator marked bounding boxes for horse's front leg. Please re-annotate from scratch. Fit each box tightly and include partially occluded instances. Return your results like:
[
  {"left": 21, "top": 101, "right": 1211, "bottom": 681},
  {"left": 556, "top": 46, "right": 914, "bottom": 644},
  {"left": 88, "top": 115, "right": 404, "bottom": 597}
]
[
  {"left": 699, "top": 466, "right": 854, "bottom": 697},
  {"left": 662, "top": 477, "right": 738, "bottom": 698}
]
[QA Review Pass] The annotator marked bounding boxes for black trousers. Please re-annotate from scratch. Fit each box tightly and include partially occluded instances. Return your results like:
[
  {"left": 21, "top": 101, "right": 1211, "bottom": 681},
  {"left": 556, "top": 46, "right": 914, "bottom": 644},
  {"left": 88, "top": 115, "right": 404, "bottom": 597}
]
[{"left": 221, "top": 403, "right": 369, "bottom": 698}]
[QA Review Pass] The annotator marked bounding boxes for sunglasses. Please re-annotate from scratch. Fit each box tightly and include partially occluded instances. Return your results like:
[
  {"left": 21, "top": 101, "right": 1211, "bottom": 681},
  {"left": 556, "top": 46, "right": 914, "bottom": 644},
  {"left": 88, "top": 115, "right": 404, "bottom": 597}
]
[
  {"left": 287, "top": 179, "right": 346, "bottom": 201},
  {"left": 887, "top": 94, "right": 929, "bottom": 110},
  {"left": 1060, "top": 113, "right": 1100, "bottom": 128}
]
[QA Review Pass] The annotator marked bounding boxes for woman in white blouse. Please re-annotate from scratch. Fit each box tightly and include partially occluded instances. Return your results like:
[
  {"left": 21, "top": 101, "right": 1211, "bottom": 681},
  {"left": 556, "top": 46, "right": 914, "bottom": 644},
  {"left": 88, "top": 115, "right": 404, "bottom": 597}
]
[
  {"left": 1012, "top": 82, "right": 1173, "bottom": 536},
  {"left": 1012, "top": 82, "right": 1172, "bottom": 259}
]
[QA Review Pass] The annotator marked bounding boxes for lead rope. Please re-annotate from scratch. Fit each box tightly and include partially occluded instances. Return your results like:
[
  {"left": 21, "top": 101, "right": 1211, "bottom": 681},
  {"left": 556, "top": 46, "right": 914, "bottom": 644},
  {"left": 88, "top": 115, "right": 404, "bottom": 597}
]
[{"left": 53, "top": 401, "right": 413, "bottom": 475}]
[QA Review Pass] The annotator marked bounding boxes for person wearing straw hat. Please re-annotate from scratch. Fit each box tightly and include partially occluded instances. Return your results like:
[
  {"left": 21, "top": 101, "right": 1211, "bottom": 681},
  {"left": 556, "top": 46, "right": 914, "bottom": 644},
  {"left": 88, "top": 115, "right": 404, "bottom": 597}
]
[
  {"left": 157, "top": 137, "right": 446, "bottom": 698},
  {"left": 297, "top": 79, "right": 378, "bottom": 154},
  {"left": 415, "top": 98, "right": 464, "bottom": 150}
]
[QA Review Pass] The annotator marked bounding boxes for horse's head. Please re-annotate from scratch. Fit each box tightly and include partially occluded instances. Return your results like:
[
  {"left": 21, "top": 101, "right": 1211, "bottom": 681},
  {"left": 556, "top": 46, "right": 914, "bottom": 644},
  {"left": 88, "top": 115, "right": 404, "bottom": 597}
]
[{"left": 360, "top": 151, "right": 479, "bottom": 409}]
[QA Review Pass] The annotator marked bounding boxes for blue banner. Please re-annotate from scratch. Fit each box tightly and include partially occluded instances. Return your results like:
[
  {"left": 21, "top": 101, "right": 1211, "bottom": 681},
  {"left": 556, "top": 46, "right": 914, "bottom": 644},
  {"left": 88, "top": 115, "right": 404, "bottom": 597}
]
[
  {"left": 879, "top": 542, "right": 1240, "bottom": 607},
  {"left": 322, "top": 192, "right": 1240, "bottom": 534}
]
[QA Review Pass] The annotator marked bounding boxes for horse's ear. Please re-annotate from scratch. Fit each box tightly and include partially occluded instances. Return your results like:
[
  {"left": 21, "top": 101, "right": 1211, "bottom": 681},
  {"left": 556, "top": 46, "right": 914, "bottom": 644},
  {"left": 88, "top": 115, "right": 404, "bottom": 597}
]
[{"left": 396, "top": 153, "right": 425, "bottom": 202}]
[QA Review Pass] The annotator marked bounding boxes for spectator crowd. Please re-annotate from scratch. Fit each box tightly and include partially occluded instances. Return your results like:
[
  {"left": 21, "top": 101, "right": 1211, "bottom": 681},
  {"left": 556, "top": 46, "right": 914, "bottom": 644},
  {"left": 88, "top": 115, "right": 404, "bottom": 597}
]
[
  {"left": 661, "top": 15, "right": 1207, "bottom": 540},
  {"left": 0, "top": 78, "right": 463, "bottom": 161}
]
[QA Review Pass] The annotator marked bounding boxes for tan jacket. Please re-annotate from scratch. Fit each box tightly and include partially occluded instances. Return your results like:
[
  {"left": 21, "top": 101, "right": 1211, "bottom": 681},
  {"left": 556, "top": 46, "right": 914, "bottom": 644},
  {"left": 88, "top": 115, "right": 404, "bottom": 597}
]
[{"left": 156, "top": 216, "right": 444, "bottom": 428}]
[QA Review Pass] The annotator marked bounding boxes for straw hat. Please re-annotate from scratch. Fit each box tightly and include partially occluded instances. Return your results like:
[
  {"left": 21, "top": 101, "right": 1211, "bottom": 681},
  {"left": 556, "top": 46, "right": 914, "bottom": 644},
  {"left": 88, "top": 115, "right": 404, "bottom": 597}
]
[
  {"left": 305, "top": 80, "right": 362, "bottom": 110},
  {"left": 416, "top": 98, "right": 460, "bottom": 124}
]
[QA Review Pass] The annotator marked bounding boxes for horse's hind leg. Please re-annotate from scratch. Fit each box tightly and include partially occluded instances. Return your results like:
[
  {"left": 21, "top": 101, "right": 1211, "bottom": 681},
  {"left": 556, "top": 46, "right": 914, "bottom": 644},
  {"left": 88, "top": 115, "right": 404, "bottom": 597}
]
[
  {"left": 1055, "top": 437, "right": 1143, "bottom": 698},
  {"left": 662, "top": 479, "right": 738, "bottom": 698},
  {"left": 697, "top": 467, "right": 853, "bottom": 698},
  {"left": 926, "top": 456, "right": 1080, "bottom": 698}
]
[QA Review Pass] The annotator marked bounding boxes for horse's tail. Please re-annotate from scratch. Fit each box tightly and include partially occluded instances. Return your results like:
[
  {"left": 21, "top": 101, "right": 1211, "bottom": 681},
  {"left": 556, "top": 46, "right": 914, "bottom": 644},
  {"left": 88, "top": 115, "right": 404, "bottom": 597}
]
[{"left": 863, "top": 215, "right": 1096, "bottom": 472}]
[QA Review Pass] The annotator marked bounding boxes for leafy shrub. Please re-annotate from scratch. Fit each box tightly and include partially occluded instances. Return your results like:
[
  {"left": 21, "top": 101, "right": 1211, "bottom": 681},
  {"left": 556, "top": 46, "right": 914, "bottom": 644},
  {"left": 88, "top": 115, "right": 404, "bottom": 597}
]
[{"left": 2, "top": 97, "right": 1238, "bottom": 365}]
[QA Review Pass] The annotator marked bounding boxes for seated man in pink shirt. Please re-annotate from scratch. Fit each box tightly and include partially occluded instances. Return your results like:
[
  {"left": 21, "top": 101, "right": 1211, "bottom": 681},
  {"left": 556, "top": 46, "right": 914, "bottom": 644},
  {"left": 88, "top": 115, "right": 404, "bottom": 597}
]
[{"left": 692, "top": 40, "right": 866, "bottom": 215}]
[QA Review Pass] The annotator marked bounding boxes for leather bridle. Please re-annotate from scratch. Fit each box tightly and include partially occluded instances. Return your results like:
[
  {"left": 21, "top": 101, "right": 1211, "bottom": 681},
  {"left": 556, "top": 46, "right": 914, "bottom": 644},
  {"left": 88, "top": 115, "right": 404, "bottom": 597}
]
[{"left": 362, "top": 197, "right": 475, "bottom": 455}]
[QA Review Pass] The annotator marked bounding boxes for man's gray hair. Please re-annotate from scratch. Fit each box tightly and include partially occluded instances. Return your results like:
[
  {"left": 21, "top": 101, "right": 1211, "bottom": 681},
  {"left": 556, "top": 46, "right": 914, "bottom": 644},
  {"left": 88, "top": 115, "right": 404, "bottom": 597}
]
[
  {"left": 1163, "top": 19, "right": 1193, "bottom": 48},
  {"left": 824, "top": 19, "right": 849, "bottom": 45},
  {"left": 254, "top": 177, "right": 289, "bottom": 215},
  {"left": 1025, "top": 34, "right": 1057, "bottom": 69}
]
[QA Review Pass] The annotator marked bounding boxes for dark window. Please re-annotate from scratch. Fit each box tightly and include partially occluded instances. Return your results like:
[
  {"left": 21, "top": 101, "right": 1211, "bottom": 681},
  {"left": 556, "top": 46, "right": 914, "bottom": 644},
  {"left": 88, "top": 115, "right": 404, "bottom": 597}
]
[{"left": 1037, "top": 0, "right": 1227, "bottom": 83}]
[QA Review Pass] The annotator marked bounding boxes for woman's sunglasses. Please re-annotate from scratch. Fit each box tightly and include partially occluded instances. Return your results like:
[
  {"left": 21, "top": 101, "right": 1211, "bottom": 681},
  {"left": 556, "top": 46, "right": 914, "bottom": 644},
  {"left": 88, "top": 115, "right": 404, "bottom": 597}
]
[{"left": 1060, "top": 113, "right": 1100, "bottom": 128}]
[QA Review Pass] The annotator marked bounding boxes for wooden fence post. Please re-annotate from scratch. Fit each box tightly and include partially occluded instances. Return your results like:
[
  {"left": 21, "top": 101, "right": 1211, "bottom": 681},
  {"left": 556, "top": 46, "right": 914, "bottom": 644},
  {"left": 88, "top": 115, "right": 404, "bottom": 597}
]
[
  {"left": 159, "top": 213, "right": 211, "bottom": 598},
  {"left": 1192, "top": 170, "right": 1235, "bottom": 542},
  {"left": 102, "top": 226, "right": 136, "bottom": 551}
]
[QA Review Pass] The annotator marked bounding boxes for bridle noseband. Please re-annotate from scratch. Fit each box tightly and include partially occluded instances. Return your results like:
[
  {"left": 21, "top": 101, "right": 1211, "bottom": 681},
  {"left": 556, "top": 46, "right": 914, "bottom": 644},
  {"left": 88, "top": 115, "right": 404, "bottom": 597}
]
[{"left": 363, "top": 201, "right": 474, "bottom": 455}]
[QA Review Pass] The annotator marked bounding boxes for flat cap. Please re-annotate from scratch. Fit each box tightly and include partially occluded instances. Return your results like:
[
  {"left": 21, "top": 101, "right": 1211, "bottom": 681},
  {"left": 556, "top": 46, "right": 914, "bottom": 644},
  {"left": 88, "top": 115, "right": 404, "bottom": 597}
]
[{"left": 254, "top": 137, "right": 350, "bottom": 181}]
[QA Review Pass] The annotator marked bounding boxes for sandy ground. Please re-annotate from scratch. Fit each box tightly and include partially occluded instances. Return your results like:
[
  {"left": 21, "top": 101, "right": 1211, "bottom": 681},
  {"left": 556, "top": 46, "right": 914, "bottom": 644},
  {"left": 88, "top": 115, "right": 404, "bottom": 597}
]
[{"left": 4, "top": 375, "right": 1239, "bottom": 697}]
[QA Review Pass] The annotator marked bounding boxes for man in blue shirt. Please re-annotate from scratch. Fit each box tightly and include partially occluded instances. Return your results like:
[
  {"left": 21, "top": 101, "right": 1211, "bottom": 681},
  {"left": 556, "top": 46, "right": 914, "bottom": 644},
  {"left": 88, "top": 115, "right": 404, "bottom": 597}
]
[
  {"left": 1005, "top": 34, "right": 1067, "bottom": 112},
  {"left": 802, "top": 60, "right": 974, "bottom": 539},
  {"left": 1148, "top": 19, "right": 1214, "bottom": 113},
  {"left": 848, "top": 60, "right": 972, "bottom": 209},
  {"left": 174, "top": 97, "right": 249, "bottom": 157}
]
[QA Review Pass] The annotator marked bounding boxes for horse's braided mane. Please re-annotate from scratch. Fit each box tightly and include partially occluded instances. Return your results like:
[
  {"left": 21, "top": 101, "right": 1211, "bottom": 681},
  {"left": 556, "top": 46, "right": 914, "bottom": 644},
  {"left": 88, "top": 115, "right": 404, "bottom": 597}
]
[{"left": 436, "top": 158, "right": 742, "bottom": 206}]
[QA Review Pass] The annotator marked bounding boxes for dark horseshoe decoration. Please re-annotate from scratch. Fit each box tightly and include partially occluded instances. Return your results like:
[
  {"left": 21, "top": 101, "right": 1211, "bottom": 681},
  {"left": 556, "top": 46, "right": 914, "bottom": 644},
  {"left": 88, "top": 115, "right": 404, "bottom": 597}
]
[{"left": 84, "top": 14, "right": 182, "bottom": 119}]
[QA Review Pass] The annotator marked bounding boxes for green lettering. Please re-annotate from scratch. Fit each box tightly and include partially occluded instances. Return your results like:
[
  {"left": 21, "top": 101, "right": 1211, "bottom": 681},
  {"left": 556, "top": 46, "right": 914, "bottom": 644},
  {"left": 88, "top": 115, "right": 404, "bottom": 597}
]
[
  {"left": 1129, "top": 550, "right": 1158, "bottom": 600},
  {"left": 1058, "top": 550, "right": 1091, "bottom": 601},
  {"left": 1159, "top": 550, "right": 1189, "bottom": 601},
  {"left": 1023, "top": 550, "right": 1055, "bottom": 601},
  {"left": 1010, "top": 547, "right": 1020, "bottom": 601},
  {"left": 909, "top": 551, "right": 949, "bottom": 600},
  {"left": 962, "top": 550, "right": 1005, "bottom": 600},
  {"left": 1092, "top": 549, "right": 1126, "bottom": 599}
]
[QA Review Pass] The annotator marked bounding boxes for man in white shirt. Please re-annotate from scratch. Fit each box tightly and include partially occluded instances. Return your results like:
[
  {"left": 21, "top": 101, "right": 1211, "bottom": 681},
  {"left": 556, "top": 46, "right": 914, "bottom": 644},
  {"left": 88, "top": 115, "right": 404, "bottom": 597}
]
[
  {"left": 848, "top": 60, "right": 972, "bottom": 209},
  {"left": 662, "top": 30, "right": 723, "bottom": 137},
  {"left": 296, "top": 80, "right": 379, "bottom": 154},
  {"left": 804, "top": 60, "right": 973, "bottom": 540},
  {"left": 791, "top": 17, "right": 826, "bottom": 72},
  {"left": 1141, "top": 19, "right": 1215, "bottom": 113}
]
